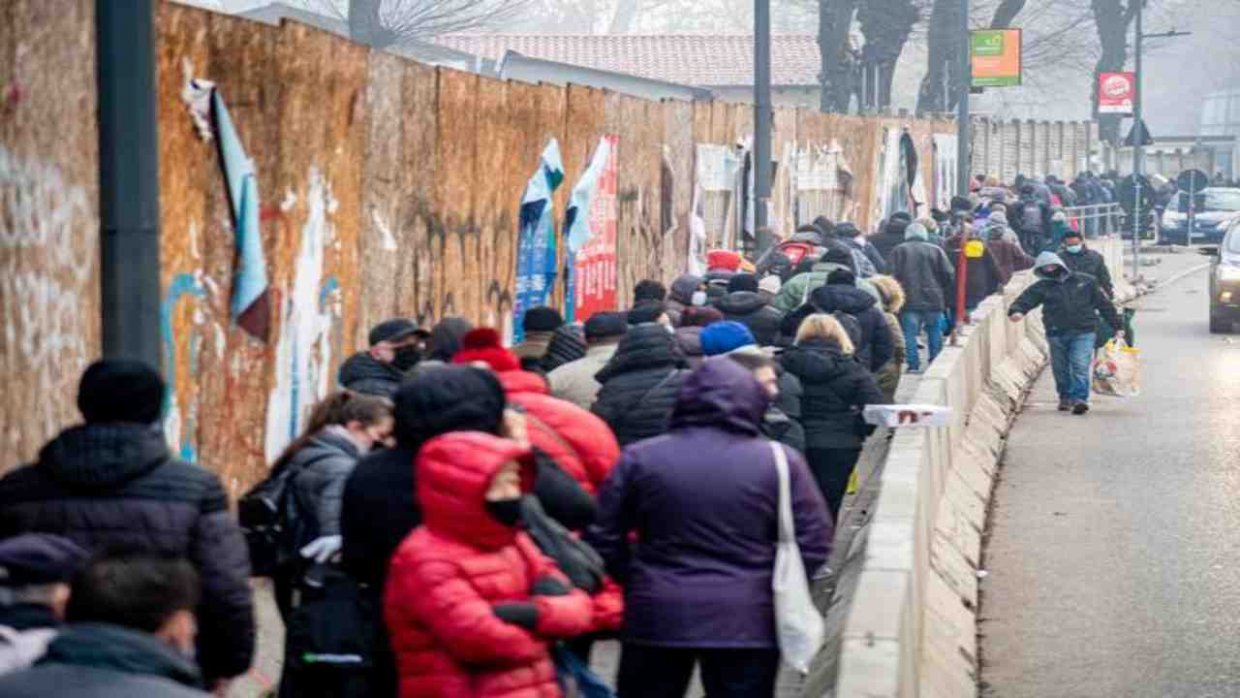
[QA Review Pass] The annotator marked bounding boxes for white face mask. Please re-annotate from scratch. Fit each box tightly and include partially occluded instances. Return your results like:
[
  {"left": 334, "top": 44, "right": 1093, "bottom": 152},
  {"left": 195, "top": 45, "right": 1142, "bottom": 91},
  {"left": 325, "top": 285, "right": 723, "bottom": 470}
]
[{"left": 690, "top": 290, "right": 708, "bottom": 307}]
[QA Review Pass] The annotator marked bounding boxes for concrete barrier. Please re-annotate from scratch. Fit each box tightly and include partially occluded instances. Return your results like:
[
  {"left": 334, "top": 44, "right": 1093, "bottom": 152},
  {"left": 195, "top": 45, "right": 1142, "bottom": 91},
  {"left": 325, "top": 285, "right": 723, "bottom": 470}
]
[{"left": 828, "top": 238, "right": 1127, "bottom": 697}]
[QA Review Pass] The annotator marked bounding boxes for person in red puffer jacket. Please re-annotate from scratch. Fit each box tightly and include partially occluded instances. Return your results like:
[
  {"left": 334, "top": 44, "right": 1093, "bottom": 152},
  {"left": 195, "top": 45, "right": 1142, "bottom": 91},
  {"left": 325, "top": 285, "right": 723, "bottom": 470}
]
[
  {"left": 384, "top": 432, "right": 593, "bottom": 698},
  {"left": 453, "top": 328, "right": 625, "bottom": 643}
]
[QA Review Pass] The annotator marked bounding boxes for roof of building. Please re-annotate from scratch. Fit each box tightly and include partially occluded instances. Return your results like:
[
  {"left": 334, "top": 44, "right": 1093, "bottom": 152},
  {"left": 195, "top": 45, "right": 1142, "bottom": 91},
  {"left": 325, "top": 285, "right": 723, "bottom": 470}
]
[{"left": 432, "top": 33, "right": 821, "bottom": 87}]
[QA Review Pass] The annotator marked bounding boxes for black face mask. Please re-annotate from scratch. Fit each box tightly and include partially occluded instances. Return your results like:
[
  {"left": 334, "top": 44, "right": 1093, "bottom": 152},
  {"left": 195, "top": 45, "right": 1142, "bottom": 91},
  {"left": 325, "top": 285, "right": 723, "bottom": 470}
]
[
  {"left": 485, "top": 497, "right": 524, "bottom": 527},
  {"left": 391, "top": 345, "right": 423, "bottom": 371}
]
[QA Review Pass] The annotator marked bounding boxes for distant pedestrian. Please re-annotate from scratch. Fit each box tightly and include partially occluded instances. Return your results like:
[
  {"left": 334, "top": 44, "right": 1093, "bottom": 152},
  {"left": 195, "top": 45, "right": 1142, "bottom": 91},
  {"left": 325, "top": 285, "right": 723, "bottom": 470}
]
[
  {"left": 774, "top": 241, "right": 881, "bottom": 313},
  {"left": 1017, "top": 185, "right": 1051, "bottom": 252},
  {"left": 339, "top": 319, "right": 428, "bottom": 397},
  {"left": 633, "top": 279, "right": 668, "bottom": 306},
  {"left": 674, "top": 306, "right": 725, "bottom": 368},
  {"left": 267, "top": 390, "right": 393, "bottom": 620},
  {"left": 384, "top": 432, "right": 594, "bottom": 698},
  {"left": 780, "top": 315, "right": 887, "bottom": 518},
  {"left": 424, "top": 316, "right": 473, "bottom": 365},
  {"left": 0, "top": 534, "right": 88, "bottom": 676},
  {"left": 0, "top": 360, "right": 254, "bottom": 689},
  {"left": 946, "top": 228, "right": 1005, "bottom": 312},
  {"left": 888, "top": 222, "right": 955, "bottom": 372},
  {"left": 627, "top": 301, "right": 672, "bottom": 327},
  {"left": 666, "top": 274, "right": 706, "bottom": 325},
  {"left": 548, "top": 312, "right": 628, "bottom": 409},
  {"left": 870, "top": 275, "right": 907, "bottom": 403},
  {"left": 714, "top": 273, "right": 785, "bottom": 346},
  {"left": 588, "top": 358, "right": 831, "bottom": 698},
  {"left": 869, "top": 214, "right": 911, "bottom": 261},
  {"left": 807, "top": 269, "right": 895, "bottom": 372},
  {"left": 1009, "top": 252, "right": 1123, "bottom": 415},
  {"left": 513, "top": 306, "right": 564, "bottom": 371},
  {"left": 838, "top": 221, "right": 886, "bottom": 275},
  {"left": 593, "top": 324, "right": 691, "bottom": 446},
  {"left": 0, "top": 553, "right": 208, "bottom": 697},
  {"left": 986, "top": 221, "right": 1035, "bottom": 282},
  {"left": 539, "top": 323, "right": 588, "bottom": 373}
]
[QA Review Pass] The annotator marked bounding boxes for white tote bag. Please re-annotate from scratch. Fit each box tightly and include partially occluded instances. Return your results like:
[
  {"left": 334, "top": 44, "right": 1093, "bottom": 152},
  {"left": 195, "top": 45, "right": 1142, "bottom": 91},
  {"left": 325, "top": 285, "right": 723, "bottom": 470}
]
[{"left": 770, "top": 442, "right": 825, "bottom": 673}]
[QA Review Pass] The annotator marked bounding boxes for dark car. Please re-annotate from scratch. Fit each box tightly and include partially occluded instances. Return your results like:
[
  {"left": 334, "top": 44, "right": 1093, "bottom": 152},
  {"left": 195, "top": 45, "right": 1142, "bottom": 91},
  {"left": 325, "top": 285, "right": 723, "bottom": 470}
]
[
  {"left": 1204, "top": 220, "right": 1240, "bottom": 333},
  {"left": 1162, "top": 187, "right": 1240, "bottom": 245}
]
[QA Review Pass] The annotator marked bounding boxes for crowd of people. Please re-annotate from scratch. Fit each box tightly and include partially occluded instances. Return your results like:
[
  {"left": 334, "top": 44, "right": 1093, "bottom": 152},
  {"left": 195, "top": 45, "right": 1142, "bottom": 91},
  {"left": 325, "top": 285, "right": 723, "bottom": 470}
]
[{"left": 0, "top": 176, "right": 1124, "bottom": 697}]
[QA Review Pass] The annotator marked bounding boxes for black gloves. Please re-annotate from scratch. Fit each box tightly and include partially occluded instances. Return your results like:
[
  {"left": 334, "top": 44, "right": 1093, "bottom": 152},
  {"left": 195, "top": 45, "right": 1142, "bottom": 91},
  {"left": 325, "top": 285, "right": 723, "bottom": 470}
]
[
  {"left": 492, "top": 602, "right": 539, "bottom": 630},
  {"left": 531, "top": 575, "right": 570, "bottom": 597}
]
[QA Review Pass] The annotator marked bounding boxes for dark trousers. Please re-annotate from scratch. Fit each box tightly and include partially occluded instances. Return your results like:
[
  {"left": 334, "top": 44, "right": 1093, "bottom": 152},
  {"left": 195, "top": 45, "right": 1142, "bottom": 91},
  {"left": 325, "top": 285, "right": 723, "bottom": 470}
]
[
  {"left": 805, "top": 447, "right": 863, "bottom": 520},
  {"left": 616, "top": 643, "right": 781, "bottom": 698}
]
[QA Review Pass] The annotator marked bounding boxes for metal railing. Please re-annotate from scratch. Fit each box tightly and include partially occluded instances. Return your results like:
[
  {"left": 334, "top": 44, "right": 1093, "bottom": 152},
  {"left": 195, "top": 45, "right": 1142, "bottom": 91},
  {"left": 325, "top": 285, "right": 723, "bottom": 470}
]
[{"left": 1063, "top": 202, "right": 1123, "bottom": 237}]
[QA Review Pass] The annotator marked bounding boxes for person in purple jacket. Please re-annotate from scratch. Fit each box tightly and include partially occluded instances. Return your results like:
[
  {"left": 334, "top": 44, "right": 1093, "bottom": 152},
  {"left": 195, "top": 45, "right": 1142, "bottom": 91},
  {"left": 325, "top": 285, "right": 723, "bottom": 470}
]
[{"left": 587, "top": 357, "right": 833, "bottom": 698}]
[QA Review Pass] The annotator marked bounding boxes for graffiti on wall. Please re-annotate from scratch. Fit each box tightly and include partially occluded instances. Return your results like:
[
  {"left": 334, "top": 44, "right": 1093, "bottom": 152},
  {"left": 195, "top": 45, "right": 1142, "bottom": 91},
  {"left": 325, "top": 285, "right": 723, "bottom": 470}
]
[
  {"left": 0, "top": 145, "right": 96, "bottom": 456},
  {"left": 264, "top": 166, "right": 343, "bottom": 462}
]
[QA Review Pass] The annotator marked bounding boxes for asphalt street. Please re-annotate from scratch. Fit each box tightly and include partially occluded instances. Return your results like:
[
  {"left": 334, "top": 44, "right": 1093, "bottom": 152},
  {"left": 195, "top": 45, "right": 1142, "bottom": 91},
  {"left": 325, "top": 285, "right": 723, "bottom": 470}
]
[{"left": 981, "top": 254, "right": 1240, "bottom": 697}]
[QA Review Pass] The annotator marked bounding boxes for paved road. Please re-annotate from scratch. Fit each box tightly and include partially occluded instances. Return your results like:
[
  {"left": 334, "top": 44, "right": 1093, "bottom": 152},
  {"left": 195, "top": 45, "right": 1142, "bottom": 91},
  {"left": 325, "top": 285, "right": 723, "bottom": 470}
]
[{"left": 981, "top": 255, "right": 1240, "bottom": 697}]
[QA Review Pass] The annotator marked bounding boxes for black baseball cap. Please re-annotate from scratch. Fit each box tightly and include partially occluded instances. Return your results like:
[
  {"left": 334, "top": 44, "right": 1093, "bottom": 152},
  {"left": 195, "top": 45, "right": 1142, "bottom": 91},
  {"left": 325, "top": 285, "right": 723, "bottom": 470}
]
[
  {"left": 368, "top": 318, "right": 427, "bottom": 347},
  {"left": 0, "top": 534, "right": 89, "bottom": 587}
]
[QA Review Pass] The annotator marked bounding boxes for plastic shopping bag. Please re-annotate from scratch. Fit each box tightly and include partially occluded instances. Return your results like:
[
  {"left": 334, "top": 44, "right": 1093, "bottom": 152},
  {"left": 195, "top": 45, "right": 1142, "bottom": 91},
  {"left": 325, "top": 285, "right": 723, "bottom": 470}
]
[{"left": 1093, "top": 338, "right": 1141, "bottom": 397}]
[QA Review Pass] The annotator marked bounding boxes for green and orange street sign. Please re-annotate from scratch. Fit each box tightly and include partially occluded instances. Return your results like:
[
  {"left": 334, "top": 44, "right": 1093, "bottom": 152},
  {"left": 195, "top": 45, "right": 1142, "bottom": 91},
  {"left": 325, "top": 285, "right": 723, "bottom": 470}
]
[{"left": 971, "top": 29, "right": 1022, "bottom": 88}]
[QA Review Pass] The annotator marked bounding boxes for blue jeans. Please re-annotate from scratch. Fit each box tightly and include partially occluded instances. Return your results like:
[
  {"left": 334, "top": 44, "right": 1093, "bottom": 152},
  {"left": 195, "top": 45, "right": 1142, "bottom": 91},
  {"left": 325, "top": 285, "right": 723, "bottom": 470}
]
[
  {"left": 1048, "top": 331, "right": 1095, "bottom": 403},
  {"left": 900, "top": 310, "right": 945, "bottom": 371}
]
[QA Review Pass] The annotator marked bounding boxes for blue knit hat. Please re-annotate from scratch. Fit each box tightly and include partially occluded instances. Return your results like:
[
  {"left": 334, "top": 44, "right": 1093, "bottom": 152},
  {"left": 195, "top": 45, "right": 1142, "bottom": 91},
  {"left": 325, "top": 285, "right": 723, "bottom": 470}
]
[{"left": 700, "top": 321, "right": 756, "bottom": 356}]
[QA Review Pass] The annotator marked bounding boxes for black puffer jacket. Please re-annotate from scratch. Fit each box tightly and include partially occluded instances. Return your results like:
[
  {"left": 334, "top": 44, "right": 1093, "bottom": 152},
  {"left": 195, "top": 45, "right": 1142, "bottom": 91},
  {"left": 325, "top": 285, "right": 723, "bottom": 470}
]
[
  {"left": 809, "top": 284, "right": 895, "bottom": 372},
  {"left": 592, "top": 324, "right": 691, "bottom": 446},
  {"left": 1059, "top": 246, "right": 1113, "bottom": 298},
  {"left": 288, "top": 428, "right": 362, "bottom": 546},
  {"left": 1009, "top": 256, "right": 1121, "bottom": 337},
  {"left": 889, "top": 240, "right": 955, "bottom": 312},
  {"left": 0, "top": 425, "right": 254, "bottom": 681},
  {"left": 779, "top": 339, "right": 888, "bottom": 450},
  {"left": 714, "top": 291, "right": 785, "bottom": 346},
  {"left": 870, "top": 219, "right": 909, "bottom": 261},
  {"left": 338, "top": 352, "right": 404, "bottom": 397}
]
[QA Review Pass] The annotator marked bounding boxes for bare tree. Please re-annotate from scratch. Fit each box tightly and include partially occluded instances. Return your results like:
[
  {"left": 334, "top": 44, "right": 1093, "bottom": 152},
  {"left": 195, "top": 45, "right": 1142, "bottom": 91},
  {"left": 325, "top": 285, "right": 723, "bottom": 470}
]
[
  {"left": 1091, "top": 0, "right": 1141, "bottom": 144},
  {"left": 819, "top": 0, "right": 861, "bottom": 112},
  {"left": 915, "top": 0, "right": 961, "bottom": 115},
  {"left": 328, "top": 0, "right": 528, "bottom": 46},
  {"left": 988, "top": 0, "right": 1026, "bottom": 27},
  {"left": 856, "top": 0, "right": 920, "bottom": 110}
]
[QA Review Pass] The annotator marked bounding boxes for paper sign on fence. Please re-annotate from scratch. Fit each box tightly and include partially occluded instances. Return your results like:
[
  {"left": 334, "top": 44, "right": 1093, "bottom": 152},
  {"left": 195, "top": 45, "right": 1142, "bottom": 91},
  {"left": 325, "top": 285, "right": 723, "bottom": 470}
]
[{"left": 863, "top": 404, "right": 954, "bottom": 428}]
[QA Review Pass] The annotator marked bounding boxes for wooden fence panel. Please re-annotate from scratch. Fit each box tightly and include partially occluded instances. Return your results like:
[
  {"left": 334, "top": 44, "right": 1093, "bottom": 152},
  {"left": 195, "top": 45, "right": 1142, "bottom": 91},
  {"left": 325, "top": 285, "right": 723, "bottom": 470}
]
[{"left": 0, "top": 0, "right": 101, "bottom": 472}]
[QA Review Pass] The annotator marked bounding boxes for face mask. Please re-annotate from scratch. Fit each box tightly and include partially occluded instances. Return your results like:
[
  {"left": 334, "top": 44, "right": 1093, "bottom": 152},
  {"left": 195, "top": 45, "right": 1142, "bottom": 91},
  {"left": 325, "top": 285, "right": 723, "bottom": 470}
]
[
  {"left": 690, "top": 290, "right": 708, "bottom": 307},
  {"left": 1065, "top": 244, "right": 1083, "bottom": 254},
  {"left": 485, "top": 497, "right": 524, "bottom": 527},
  {"left": 391, "top": 345, "right": 422, "bottom": 371}
]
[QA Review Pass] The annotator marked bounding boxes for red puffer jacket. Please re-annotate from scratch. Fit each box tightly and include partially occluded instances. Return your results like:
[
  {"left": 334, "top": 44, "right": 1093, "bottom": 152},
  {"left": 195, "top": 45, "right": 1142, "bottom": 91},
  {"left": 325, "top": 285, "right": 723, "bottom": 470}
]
[{"left": 384, "top": 432, "right": 594, "bottom": 698}]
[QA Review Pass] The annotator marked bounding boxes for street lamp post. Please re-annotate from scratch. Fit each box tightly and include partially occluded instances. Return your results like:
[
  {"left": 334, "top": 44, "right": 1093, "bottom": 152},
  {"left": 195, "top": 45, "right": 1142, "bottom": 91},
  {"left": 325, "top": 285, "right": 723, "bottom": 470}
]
[
  {"left": 957, "top": 0, "right": 970, "bottom": 199},
  {"left": 753, "top": 0, "right": 773, "bottom": 254},
  {"left": 1131, "top": 0, "right": 1143, "bottom": 279}
]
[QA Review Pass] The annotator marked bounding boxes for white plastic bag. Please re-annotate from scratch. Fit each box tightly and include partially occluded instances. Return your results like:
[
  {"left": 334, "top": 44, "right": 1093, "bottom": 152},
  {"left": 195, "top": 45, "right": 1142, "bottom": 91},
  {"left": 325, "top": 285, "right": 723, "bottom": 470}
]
[
  {"left": 862, "top": 404, "right": 954, "bottom": 428},
  {"left": 1093, "top": 338, "right": 1141, "bottom": 397},
  {"left": 770, "top": 443, "right": 824, "bottom": 673}
]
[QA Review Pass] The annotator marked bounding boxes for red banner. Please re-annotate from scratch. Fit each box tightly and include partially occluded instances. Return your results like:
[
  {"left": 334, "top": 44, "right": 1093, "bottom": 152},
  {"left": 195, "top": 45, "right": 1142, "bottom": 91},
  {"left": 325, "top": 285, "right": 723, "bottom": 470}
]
[
  {"left": 1098, "top": 72, "right": 1135, "bottom": 115},
  {"left": 574, "top": 135, "right": 619, "bottom": 320}
]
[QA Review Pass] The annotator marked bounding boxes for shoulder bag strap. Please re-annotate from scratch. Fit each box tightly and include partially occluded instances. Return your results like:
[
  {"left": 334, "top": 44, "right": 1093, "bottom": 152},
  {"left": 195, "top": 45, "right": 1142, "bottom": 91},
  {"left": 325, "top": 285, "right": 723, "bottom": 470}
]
[{"left": 770, "top": 442, "right": 794, "bottom": 544}]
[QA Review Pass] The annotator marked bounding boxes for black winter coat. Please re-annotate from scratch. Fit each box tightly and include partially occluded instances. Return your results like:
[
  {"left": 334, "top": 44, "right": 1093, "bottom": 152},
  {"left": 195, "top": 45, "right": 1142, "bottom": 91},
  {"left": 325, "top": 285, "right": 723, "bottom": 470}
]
[
  {"left": 340, "top": 446, "right": 418, "bottom": 591},
  {"left": 946, "top": 236, "right": 1005, "bottom": 309},
  {"left": 1009, "top": 270, "right": 1121, "bottom": 337},
  {"left": 870, "top": 221, "right": 908, "bottom": 261},
  {"left": 714, "top": 291, "right": 785, "bottom": 346},
  {"left": 889, "top": 240, "right": 955, "bottom": 313},
  {"left": 1060, "top": 247, "right": 1114, "bottom": 298},
  {"left": 338, "top": 352, "right": 405, "bottom": 397},
  {"left": 287, "top": 429, "right": 362, "bottom": 546},
  {"left": 809, "top": 284, "right": 895, "bottom": 373},
  {"left": 592, "top": 325, "right": 690, "bottom": 446},
  {"left": 0, "top": 425, "right": 254, "bottom": 681},
  {"left": 0, "top": 623, "right": 207, "bottom": 697},
  {"left": 779, "top": 340, "right": 888, "bottom": 450}
]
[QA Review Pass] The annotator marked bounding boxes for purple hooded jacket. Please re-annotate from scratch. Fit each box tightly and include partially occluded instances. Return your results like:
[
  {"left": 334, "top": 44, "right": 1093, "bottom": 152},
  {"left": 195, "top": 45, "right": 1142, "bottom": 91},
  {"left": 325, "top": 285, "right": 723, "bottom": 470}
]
[{"left": 587, "top": 357, "right": 832, "bottom": 648}]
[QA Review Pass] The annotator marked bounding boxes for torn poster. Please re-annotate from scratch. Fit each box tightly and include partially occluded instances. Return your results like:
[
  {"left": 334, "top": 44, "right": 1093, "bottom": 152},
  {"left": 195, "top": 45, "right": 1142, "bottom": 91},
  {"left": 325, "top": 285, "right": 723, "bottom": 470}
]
[
  {"left": 513, "top": 139, "right": 565, "bottom": 343},
  {"left": 565, "top": 135, "right": 619, "bottom": 323}
]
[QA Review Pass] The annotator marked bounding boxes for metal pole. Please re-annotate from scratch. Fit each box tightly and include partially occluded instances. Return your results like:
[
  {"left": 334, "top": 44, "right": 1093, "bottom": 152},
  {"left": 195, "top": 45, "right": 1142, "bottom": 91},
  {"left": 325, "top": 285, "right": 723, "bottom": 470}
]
[
  {"left": 753, "top": 0, "right": 773, "bottom": 254},
  {"left": 97, "top": 0, "right": 162, "bottom": 366},
  {"left": 956, "top": 0, "right": 971, "bottom": 198},
  {"left": 1131, "top": 0, "right": 1143, "bottom": 278}
]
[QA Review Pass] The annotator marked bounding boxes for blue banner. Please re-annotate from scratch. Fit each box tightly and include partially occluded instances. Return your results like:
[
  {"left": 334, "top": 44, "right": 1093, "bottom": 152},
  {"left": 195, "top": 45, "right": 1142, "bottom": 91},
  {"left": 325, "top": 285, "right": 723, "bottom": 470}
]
[{"left": 513, "top": 139, "right": 565, "bottom": 343}]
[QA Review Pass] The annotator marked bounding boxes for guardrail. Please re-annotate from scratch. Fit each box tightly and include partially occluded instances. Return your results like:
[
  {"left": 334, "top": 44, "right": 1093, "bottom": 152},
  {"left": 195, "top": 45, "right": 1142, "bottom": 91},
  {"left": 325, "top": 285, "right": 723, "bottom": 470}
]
[
  {"left": 827, "top": 239, "right": 1129, "bottom": 697},
  {"left": 1063, "top": 203, "right": 1122, "bottom": 237}
]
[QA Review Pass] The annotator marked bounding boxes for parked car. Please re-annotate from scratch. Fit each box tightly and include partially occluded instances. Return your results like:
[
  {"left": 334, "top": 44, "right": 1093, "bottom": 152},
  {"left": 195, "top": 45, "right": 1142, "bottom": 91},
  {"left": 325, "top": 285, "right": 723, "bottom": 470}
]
[
  {"left": 1203, "top": 219, "right": 1240, "bottom": 333},
  {"left": 1162, "top": 187, "right": 1240, "bottom": 245}
]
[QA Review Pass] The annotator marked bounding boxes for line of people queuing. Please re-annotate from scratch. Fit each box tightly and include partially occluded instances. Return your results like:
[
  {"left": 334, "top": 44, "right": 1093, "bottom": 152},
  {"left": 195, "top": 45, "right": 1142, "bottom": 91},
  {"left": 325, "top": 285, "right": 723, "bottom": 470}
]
[{"left": 0, "top": 188, "right": 1120, "bottom": 697}]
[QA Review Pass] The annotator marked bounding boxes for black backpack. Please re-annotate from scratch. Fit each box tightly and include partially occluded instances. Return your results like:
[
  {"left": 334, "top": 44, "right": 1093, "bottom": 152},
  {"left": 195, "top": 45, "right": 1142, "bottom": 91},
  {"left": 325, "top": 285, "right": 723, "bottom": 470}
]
[
  {"left": 239, "top": 463, "right": 300, "bottom": 577},
  {"left": 1021, "top": 201, "right": 1045, "bottom": 233}
]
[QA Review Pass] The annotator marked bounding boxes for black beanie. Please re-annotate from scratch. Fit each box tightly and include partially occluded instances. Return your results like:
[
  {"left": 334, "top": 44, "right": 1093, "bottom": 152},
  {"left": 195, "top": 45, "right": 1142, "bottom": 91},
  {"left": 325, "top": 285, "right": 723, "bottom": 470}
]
[
  {"left": 77, "top": 360, "right": 165, "bottom": 425},
  {"left": 393, "top": 366, "right": 506, "bottom": 448},
  {"left": 727, "top": 273, "right": 760, "bottom": 294},
  {"left": 827, "top": 268, "right": 857, "bottom": 286},
  {"left": 522, "top": 306, "right": 564, "bottom": 334},
  {"left": 627, "top": 301, "right": 667, "bottom": 326}
]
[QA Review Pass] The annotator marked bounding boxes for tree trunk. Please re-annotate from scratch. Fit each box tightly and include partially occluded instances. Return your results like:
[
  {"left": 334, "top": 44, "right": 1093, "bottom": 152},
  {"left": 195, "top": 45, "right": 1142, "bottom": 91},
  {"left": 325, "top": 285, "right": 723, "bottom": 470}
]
[
  {"left": 857, "top": 0, "right": 919, "bottom": 111},
  {"left": 1091, "top": 0, "right": 1134, "bottom": 144},
  {"left": 349, "top": 0, "right": 385, "bottom": 46},
  {"left": 989, "top": 0, "right": 1026, "bottom": 28},
  {"left": 608, "top": 0, "right": 641, "bottom": 33},
  {"left": 916, "top": 0, "right": 956, "bottom": 115},
  {"left": 819, "top": 0, "right": 860, "bottom": 112}
]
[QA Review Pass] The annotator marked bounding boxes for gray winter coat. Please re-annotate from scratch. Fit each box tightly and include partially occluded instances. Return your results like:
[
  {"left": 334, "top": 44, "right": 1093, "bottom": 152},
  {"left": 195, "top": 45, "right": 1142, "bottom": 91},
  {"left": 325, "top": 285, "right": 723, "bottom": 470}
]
[
  {"left": 548, "top": 343, "right": 619, "bottom": 410},
  {"left": 288, "top": 427, "right": 363, "bottom": 544}
]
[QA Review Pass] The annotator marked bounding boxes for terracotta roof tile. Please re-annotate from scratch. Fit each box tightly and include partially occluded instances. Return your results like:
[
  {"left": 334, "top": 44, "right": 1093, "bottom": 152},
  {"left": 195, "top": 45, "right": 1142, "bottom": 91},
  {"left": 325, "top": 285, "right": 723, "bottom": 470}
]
[{"left": 432, "top": 34, "right": 820, "bottom": 87}]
